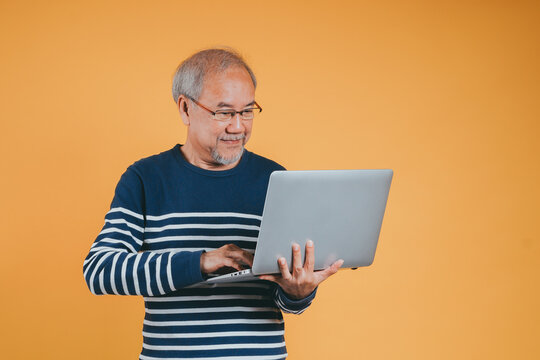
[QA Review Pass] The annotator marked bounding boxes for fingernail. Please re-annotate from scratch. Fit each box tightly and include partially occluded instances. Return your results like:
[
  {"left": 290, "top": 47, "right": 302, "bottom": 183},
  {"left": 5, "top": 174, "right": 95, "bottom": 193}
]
[
  {"left": 306, "top": 240, "right": 313, "bottom": 247},
  {"left": 293, "top": 244, "right": 300, "bottom": 251},
  {"left": 279, "top": 258, "right": 286, "bottom": 265}
]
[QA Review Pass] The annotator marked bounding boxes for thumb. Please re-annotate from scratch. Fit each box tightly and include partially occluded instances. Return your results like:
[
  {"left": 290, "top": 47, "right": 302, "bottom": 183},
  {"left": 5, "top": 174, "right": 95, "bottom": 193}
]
[{"left": 315, "top": 259, "right": 344, "bottom": 283}]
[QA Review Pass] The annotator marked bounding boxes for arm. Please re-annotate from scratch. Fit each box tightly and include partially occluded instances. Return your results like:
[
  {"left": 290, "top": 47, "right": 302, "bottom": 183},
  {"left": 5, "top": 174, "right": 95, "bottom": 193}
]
[{"left": 82, "top": 166, "right": 204, "bottom": 296}]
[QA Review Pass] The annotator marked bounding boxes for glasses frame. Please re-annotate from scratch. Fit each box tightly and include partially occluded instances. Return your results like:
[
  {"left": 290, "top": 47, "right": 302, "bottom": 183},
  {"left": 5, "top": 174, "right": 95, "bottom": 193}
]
[{"left": 186, "top": 96, "right": 262, "bottom": 122}]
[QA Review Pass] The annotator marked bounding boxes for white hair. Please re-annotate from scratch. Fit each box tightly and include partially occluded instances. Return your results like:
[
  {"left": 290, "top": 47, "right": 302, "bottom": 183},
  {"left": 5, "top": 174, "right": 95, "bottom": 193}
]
[{"left": 172, "top": 47, "right": 257, "bottom": 104}]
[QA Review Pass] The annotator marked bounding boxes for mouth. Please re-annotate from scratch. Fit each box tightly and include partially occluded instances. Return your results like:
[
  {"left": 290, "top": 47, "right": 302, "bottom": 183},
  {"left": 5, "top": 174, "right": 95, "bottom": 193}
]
[
  {"left": 219, "top": 136, "right": 245, "bottom": 146},
  {"left": 220, "top": 139, "right": 242, "bottom": 145}
]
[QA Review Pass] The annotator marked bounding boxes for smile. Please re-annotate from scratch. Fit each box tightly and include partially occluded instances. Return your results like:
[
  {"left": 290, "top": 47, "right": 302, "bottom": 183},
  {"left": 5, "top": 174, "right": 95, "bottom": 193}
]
[{"left": 219, "top": 135, "right": 245, "bottom": 145}]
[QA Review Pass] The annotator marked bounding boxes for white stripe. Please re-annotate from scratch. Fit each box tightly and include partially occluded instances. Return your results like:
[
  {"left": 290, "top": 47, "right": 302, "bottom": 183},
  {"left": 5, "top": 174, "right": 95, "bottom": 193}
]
[
  {"left": 86, "top": 246, "right": 128, "bottom": 256},
  {"left": 144, "top": 235, "right": 257, "bottom": 245},
  {"left": 144, "top": 252, "right": 156, "bottom": 296},
  {"left": 83, "top": 249, "right": 107, "bottom": 277},
  {"left": 88, "top": 252, "right": 115, "bottom": 294},
  {"left": 142, "top": 341, "right": 286, "bottom": 351},
  {"left": 166, "top": 251, "right": 177, "bottom": 292},
  {"left": 83, "top": 248, "right": 126, "bottom": 272},
  {"left": 274, "top": 292, "right": 308, "bottom": 315},
  {"left": 139, "top": 354, "right": 286, "bottom": 360},
  {"left": 146, "top": 212, "right": 262, "bottom": 222},
  {"left": 105, "top": 218, "right": 144, "bottom": 233},
  {"left": 121, "top": 253, "right": 132, "bottom": 294},
  {"left": 110, "top": 252, "right": 122, "bottom": 295},
  {"left": 143, "top": 319, "right": 284, "bottom": 326},
  {"left": 144, "top": 295, "right": 265, "bottom": 302},
  {"left": 141, "top": 247, "right": 252, "bottom": 254},
  {"left": 133, "top": 255, "right": 142, "bottom": 295},
  {"left": 98, "top": 270, "right": 105, "bottom": 294},
  {"left": 142, "top": 330, "right": 284, "bottom": 338},
  {"left": 145, "top": 223, "right": 260, "bottom": 233},
  {"left": 108, "top": 207, "right": 144, "bottom": 220},
  {"left": 155, "top": 255, "right": 164, "bottom": 295},
  {"left": 176, "top": 281, "right": 271, "bottom": 290},
  {"left": 91, "top": 237, "right": 137, "bottom": 253},
  {"left": 98, "top": 227, "right": 143, "bottom": 245},
  {"left": 145, "top": 306, "right": 278, "bottom": 314},
  {"left": 275, "top": 293, "right": 293, "bottom": 313}
]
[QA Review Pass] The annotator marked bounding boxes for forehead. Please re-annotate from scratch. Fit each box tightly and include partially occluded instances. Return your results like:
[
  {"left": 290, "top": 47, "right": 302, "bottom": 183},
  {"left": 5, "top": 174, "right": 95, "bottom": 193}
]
[{"left": 199, "top": 66, "right": 255, "bottom": 107}]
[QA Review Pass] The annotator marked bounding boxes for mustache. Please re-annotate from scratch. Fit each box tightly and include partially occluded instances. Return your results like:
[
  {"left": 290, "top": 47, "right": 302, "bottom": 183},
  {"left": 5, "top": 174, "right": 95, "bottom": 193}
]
[{"left": 219, "top": 134, "right": 245, "bottom": 141}]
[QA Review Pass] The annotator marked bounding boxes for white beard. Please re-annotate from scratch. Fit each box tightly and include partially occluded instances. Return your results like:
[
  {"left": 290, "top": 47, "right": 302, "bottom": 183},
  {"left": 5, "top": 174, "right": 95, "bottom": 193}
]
[{"left": 211, "top": 146, "right": 244, "bottom": 165}]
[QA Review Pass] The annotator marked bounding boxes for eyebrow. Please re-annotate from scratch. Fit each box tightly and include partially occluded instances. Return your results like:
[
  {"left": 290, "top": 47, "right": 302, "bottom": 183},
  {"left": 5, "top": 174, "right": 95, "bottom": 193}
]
[{"left": 216, "top": 101, "right": 256, "bottom": 108}]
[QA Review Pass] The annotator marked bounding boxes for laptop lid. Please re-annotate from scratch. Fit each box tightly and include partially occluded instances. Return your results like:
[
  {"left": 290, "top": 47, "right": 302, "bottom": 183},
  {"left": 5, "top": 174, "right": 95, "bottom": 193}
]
[{"left": 251, "top": 169, "right": 393, "bottom": 275}]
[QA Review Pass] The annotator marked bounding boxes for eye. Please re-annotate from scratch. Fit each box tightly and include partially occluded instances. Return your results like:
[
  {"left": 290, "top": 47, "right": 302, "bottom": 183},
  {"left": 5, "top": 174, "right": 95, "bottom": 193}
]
[
  {"left": 216, "top": 111, "right": 235, "bottom": 117},
  {"left": 240, "top": 109, "right": 256, "bottom": 119},
  {"left": 214, "top": 111, "right": 234, "bottom": 121}
]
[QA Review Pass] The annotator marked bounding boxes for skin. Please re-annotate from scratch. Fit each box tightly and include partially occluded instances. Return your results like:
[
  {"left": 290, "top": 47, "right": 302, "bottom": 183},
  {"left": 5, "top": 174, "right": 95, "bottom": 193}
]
[
  {"left": 177, "top": 65, "right": 343, "bottom": 299},
  {"left": 177, "top": 66, "right": 254, "bottom": 171},
  {"left": 259, "top": 240, "right": 344, "bottom": 299}
]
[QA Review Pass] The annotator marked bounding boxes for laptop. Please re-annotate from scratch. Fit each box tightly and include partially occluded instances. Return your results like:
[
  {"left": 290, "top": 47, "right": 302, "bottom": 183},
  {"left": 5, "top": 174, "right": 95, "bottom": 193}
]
[{"left": 199, "top": 169, "right": 393, "bottom": 285}]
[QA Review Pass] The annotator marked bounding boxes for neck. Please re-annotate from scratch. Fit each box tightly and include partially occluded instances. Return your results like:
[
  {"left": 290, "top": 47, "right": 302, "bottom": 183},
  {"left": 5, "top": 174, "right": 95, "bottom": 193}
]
[{"left": 180, "top": 140, "right": 240, "bottom": 171}]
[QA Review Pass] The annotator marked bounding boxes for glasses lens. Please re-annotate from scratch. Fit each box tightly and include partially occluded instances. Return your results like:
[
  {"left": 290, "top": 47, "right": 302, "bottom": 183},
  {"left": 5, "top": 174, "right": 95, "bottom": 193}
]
[
  {"left": 240, "top": 110, "right": 255, "bottom": 120},
  {"left": 213, "top": 109, "right": 258, "bottom": 121},
  {"left": 214, "top": 112, "right": 233, "bottom": 121}
]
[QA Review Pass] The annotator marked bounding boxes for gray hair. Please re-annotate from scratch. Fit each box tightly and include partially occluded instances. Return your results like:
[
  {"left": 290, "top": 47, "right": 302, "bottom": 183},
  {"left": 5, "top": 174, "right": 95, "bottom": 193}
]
[{"left": 171, "top": 48, "right": 257, "bottom": 104}]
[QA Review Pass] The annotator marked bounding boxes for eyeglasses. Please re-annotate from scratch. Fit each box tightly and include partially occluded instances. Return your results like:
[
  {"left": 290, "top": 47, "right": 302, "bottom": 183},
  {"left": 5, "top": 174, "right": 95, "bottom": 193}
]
[{"left": 187, "top": 97, "right": 262, "bottom": 122}]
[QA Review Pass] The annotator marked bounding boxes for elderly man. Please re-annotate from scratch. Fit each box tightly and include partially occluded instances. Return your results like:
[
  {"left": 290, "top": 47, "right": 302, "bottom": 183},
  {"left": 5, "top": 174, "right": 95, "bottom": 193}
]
[{"left": 83, "top": 48, "right": 342, "bottom": 360}]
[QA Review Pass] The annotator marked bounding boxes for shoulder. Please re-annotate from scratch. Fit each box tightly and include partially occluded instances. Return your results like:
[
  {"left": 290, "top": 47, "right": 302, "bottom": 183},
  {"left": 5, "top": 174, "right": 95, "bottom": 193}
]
[
  {"left": 110, "top": 148, "right": 178, "bottom": 212},
  {"left": 245, "top": 150, "right": 286, "bottom": 172},
  {"left": 125, "top": 145, "right": 179, "bottom": 178}
]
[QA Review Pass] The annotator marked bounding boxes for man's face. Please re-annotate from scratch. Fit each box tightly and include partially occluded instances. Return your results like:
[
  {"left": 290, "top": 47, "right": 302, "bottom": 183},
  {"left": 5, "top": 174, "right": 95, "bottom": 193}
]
[{"left": 185, "top": 66, "right": 255, "bottom": 167}]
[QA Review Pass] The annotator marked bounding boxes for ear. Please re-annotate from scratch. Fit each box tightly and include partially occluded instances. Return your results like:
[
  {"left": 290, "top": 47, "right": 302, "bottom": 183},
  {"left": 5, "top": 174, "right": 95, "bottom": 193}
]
[{"left": 177, "top": 96, "right": 190, "bottom": 126}]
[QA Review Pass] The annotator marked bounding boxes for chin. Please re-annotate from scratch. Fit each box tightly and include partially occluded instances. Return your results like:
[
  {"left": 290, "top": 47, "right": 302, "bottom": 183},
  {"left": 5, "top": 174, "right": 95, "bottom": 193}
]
[{"left": 211, "top": 146, "right": 244, "bottom": 166}]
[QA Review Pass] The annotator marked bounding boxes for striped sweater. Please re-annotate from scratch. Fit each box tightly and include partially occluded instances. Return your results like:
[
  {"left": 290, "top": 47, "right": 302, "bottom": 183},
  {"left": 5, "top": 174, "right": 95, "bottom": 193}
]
[{"left": 83, "top": 144, "right": 316, "bottom": 360}]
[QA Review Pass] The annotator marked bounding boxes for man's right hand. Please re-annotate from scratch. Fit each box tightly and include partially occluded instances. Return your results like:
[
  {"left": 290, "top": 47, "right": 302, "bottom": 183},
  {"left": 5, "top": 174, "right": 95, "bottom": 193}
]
[{"left": 200, "top": 244, "right": 254, "bottom": 274}]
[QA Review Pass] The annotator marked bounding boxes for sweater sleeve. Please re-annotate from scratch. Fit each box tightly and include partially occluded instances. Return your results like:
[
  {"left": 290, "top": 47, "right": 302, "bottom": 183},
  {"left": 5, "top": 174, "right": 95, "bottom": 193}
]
[
  {"left": 272, "top": 285, "right": 318, "bottom": 314},
  {"left": 82, "top": 166, "right": 205, "bottom": 296}
]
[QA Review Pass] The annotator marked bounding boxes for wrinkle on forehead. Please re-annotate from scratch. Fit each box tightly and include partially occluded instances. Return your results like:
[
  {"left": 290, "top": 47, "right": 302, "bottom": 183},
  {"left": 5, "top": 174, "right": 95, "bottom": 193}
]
[{"left": 199, "top": 66, "right": 255, "bottom": 107}]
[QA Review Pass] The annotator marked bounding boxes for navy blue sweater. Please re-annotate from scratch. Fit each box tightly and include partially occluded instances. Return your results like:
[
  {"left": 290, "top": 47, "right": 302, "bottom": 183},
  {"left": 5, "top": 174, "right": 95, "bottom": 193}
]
[{"left": 83, "top": 144, "right": 316, "bottom": 360}]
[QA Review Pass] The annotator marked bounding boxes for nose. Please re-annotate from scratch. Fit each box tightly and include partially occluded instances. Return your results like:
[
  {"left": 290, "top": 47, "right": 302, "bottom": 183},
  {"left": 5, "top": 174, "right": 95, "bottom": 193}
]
[{"left": 226, "top": 112, "right": 245, "bottom": 133}]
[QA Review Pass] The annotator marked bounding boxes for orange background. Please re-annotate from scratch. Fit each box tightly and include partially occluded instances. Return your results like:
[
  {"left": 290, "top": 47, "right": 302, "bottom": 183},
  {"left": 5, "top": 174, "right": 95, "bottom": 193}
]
[{"left": 1, "top": 1, "right": 539, "bottom": 359}]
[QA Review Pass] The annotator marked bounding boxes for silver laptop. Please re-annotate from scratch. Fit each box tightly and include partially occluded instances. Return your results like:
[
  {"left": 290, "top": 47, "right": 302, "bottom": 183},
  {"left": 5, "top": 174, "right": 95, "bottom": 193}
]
[{"left": 202, "top": 169, "right": 393, "bottom": 284}]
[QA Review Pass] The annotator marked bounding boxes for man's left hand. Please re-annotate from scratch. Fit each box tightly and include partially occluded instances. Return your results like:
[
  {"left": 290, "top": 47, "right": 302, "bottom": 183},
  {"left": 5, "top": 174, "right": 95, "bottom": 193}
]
[{"left": 258, "top": 240, "right": 344, "bottom": 300}]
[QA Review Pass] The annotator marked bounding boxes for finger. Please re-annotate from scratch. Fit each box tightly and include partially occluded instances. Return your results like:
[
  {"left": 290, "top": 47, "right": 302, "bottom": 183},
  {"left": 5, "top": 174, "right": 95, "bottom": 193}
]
[
  {"left": 223, "top": 258, "right": 244, "bottom": 272},
  {"left": 304, "top": 239, "right": 314, "bottom": 273},
  {"left": 201, "top": 249, "right": 233, "bottom": 273},
  {"left": 291, "top": 243, "right": 303, "bottom": 277},
  {"left": 278, "top": 257, "right": 293, "bottom": 281},
  {"left": 202, "top": 246, "right": 253, "bottom": 273},
  {"left": 223, "top": 243, "right": 242, "bottom": 251},
  {"left": 226, "top": 245, "right": 254, "bottom": 267},
  {"left": 314, "top": 259, "right": 344, "bottom": 283},
  {"left": 244, "top": 251, "right": 254, "bottom": 267},
  {"left": 231, "top": 250, "right": 254, "bottom": 267}
]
